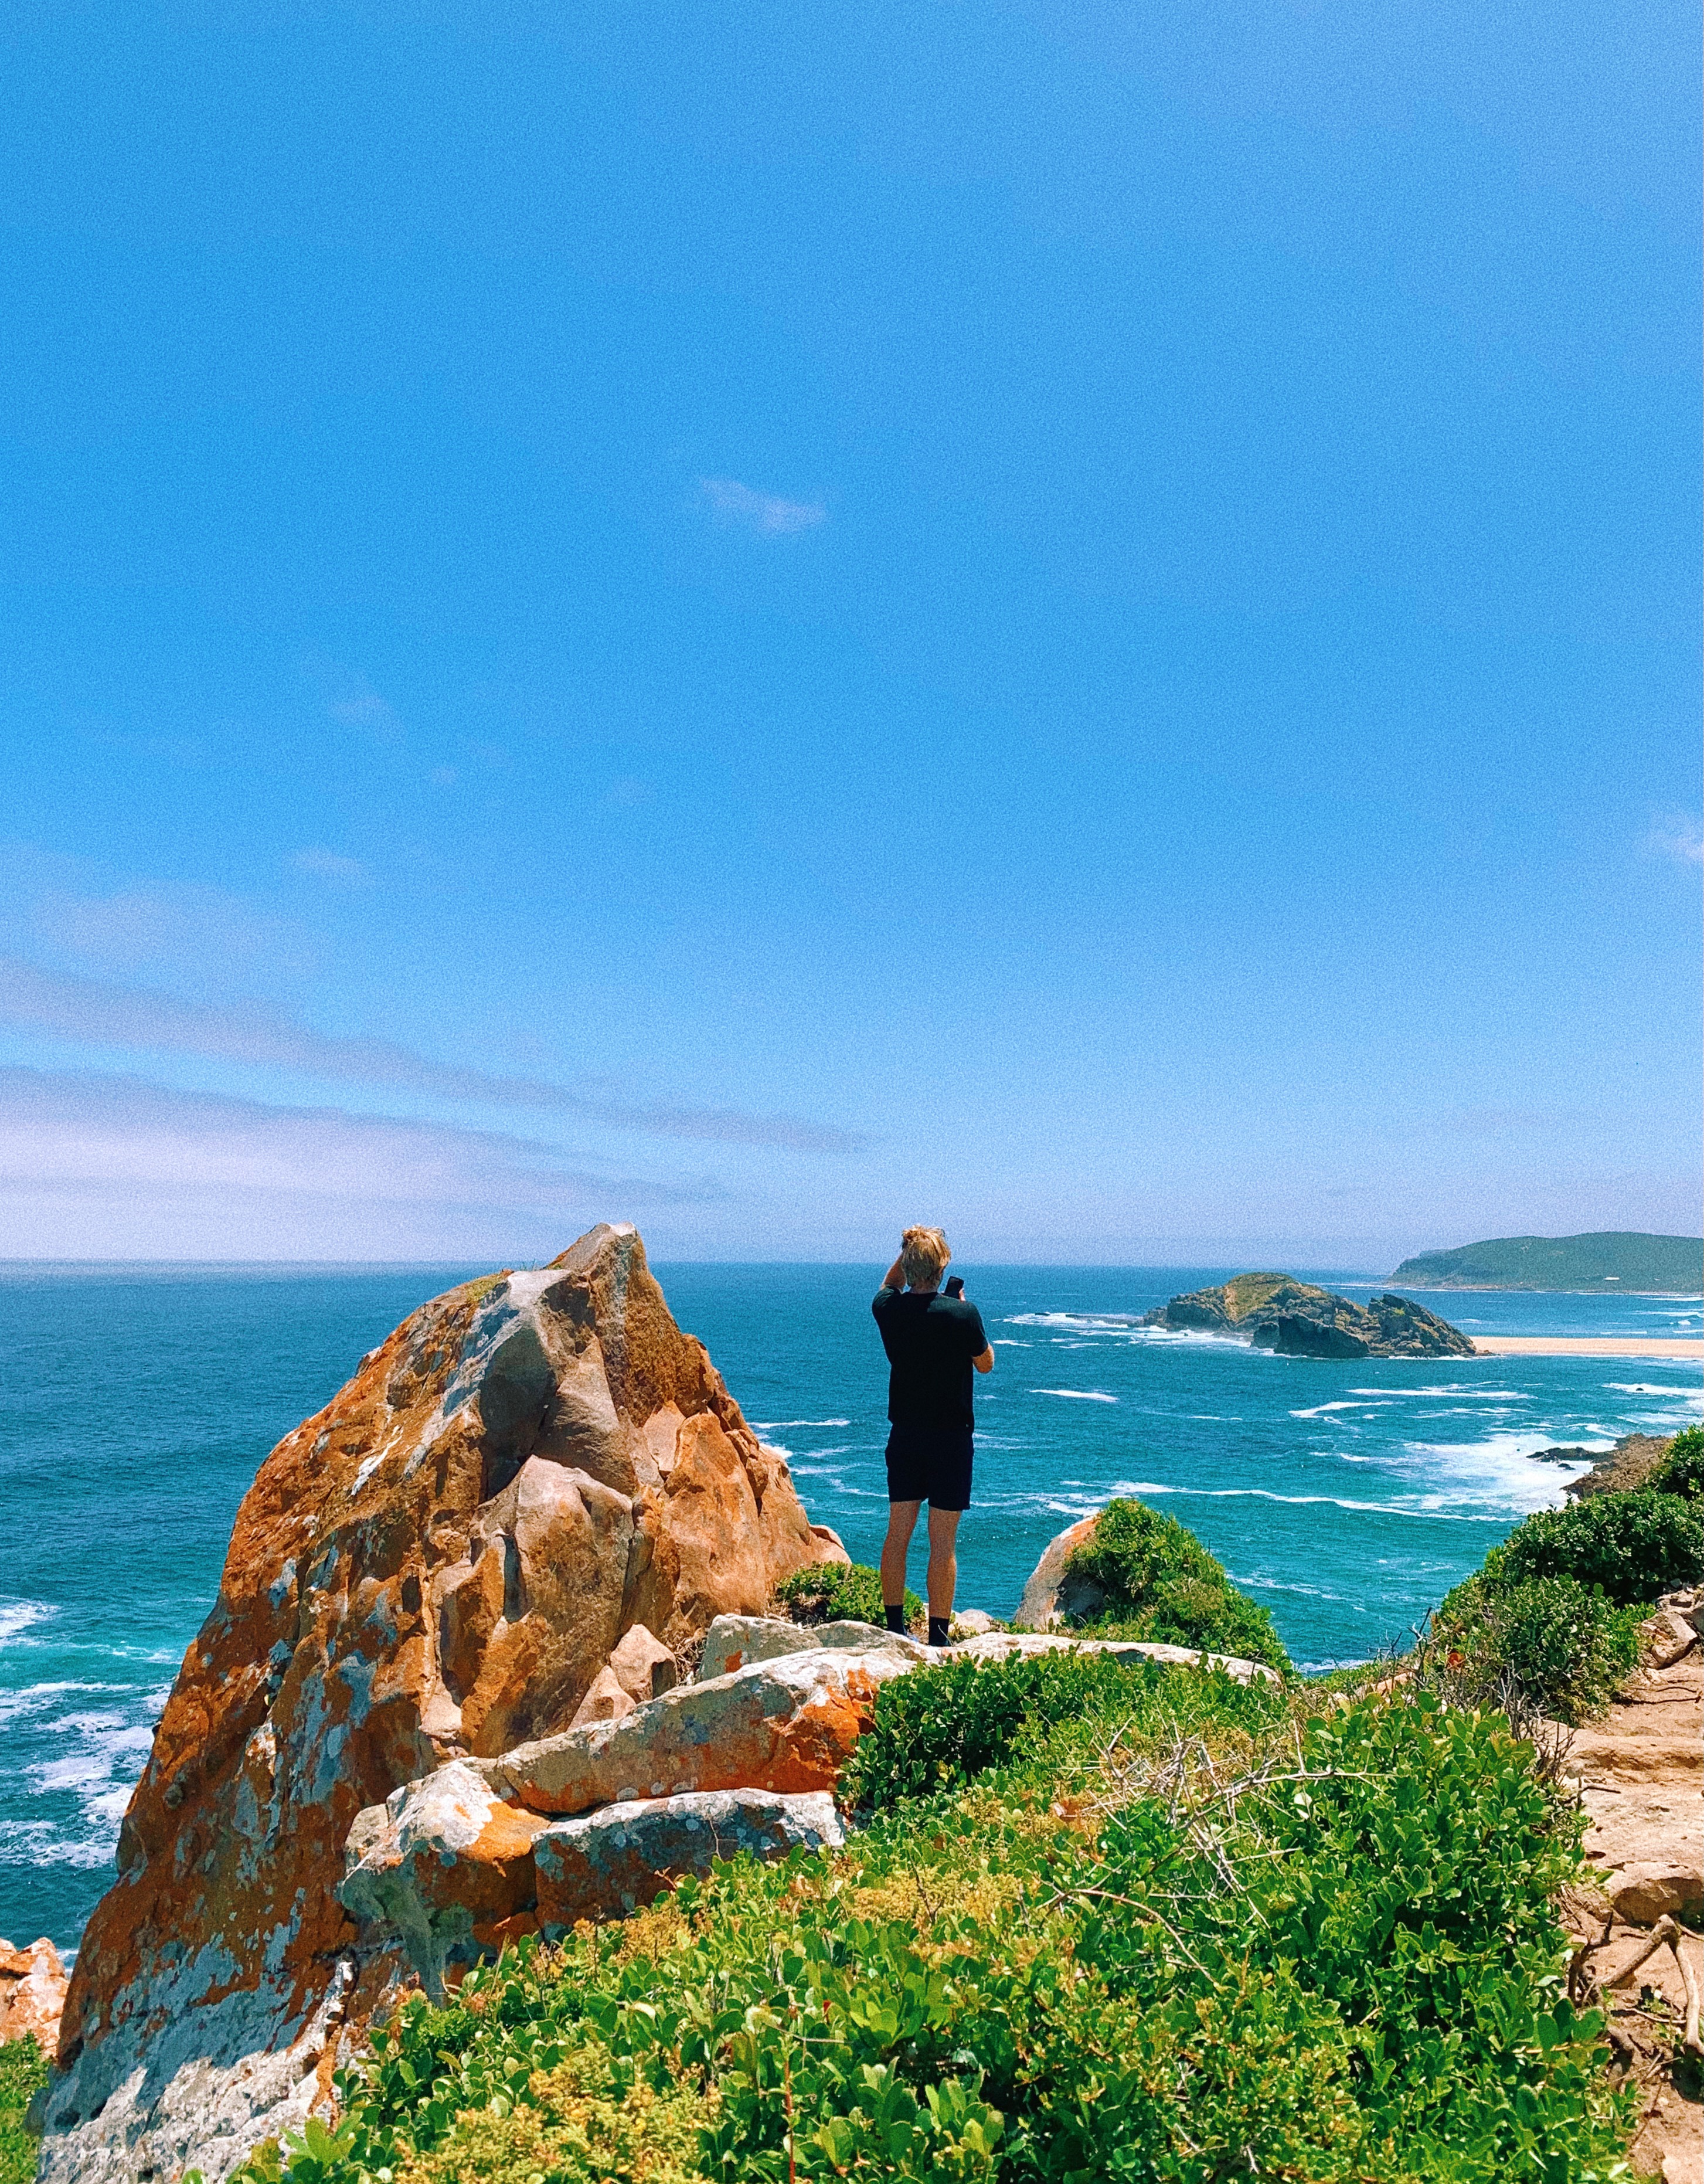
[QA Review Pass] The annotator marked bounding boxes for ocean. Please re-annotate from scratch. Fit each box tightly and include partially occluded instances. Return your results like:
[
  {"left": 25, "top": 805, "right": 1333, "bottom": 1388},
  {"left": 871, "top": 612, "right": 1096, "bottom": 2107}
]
[{"left": 1, "top": 1260, "right": 1698, "bottom": 1956}]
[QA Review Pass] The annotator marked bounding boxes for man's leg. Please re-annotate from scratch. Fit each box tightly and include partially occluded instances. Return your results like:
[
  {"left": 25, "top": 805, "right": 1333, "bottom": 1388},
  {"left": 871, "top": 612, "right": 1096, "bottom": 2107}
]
[
  {"left": 925, "top": 1506, "right": 962, "bottom": 1639},
  {"left": 880, "top": 1500, "right": 921, "bottom": 1620}
]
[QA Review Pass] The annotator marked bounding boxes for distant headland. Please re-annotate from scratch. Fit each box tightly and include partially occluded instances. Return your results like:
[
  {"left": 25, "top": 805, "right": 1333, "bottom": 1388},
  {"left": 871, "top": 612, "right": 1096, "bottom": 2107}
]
[{"left": 1389, "top": 1231, "right": 1703, "bottom": 1293}]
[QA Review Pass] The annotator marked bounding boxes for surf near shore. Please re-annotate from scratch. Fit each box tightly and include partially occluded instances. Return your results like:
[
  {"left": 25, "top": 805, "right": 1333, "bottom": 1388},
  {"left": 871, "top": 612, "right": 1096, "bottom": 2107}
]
[{"left": 1472, "top": 1335, "right": 1704, "bottom": 1360}]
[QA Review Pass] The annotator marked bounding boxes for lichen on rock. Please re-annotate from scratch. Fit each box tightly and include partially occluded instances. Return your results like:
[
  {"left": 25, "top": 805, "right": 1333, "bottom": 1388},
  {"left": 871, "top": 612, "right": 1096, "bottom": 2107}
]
[{"left": 38, "top": 1221, "right": 843, "bottom": 2184}]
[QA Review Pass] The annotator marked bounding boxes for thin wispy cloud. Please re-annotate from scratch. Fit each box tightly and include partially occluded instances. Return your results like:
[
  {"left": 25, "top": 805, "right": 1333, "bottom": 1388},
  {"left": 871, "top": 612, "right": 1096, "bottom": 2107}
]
[
  {"left": 1647, "top": 813, "right": 1704, "bottom": 865},
  {"left": 0, "top": 956, "right": 864, "bottom": 1153},
  {"left": 699, "top": 477, "right": 827, "bottom": 535},
  {"left": 291, "top": 848, "right": 372, "bottom": 887},
  {"left": 0, "top": 1066, "right": 711, "bottom": 1259},
  {"left": 22, "top": 880, "right": 310, "bottom": 983}
]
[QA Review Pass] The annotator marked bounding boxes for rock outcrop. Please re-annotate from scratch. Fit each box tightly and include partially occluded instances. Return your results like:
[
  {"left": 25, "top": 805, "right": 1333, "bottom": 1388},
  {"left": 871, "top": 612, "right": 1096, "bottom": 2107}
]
[
  {"left": 1562, "top": 1432, "right": 1678, "bottom": 1502},
  {"left": 0, "top": 1936, "right": 67, "bottom": 2050},
  {"left": 1013, "top": 1516, "right": 1104, "bottom": 1629},
  {"left": 39, "top": 1222, "right": 844, "bottom": 2184},
  {"left": 1142, "top": 1273, "right": 1475, "bottom": 1358}
]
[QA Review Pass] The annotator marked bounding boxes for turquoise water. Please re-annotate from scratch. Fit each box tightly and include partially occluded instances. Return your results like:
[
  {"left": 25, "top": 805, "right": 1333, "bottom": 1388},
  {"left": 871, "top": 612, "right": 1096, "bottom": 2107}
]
[{"left": 1, "top": 1261, "right": 1698, "bottom": 1954}]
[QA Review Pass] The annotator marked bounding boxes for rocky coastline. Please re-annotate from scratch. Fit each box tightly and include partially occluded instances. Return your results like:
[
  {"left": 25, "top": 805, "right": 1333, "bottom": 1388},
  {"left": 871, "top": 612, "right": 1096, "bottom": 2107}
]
[{"left": 2, "top": 1230, "right": 1693, "bottom": 2183}]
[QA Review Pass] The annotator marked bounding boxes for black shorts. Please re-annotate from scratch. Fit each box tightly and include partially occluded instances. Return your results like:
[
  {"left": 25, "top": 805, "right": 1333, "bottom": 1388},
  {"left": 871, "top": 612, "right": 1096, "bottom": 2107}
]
[{"left": 885, "top": 1424, "right": 974, "bottom": 1512}]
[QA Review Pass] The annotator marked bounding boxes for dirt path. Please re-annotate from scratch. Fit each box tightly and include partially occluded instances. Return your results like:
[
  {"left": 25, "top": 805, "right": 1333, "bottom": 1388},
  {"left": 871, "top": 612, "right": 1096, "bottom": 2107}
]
[{"left": 1561, "top": 1594, "right": 1702, "bottom": 2183}]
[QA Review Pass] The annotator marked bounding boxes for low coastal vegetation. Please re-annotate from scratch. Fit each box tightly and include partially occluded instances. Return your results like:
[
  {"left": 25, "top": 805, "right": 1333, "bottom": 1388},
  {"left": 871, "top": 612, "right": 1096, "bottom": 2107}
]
[
  {"left": 1057, "top": 1495, "right": 1291, "bottom": 1672},
  {"left": 1389, "top": 1229, "right": 1704, "bottom": 1293},
  {"left": 0, "top": 2036, "right": 46, "bottom": 2184},
  {"left": 104, "top": 1439, "right": 1704, "bottom": 2184},
  {"left": 219, "top": 1658, "right": 1628, "bottom": 2184},
  {"left": 774, "top": 1561, "right": 924, "bottom": 1633},
  {"left": 1426, "top": 1426, "right": 1703, "bottom": 1724}
]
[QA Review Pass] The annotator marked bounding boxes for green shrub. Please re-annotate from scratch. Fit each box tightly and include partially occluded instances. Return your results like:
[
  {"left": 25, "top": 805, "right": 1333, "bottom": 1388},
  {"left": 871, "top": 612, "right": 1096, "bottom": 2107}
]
[
  {"left": 1431, "top": 1571, "right": 1645, "bottom": 1724},
  {"left": 773, "top": 1559, "right": 921, "bottom": 1631},
  {"left": 1650, "top": 1424, "right": 1704, "bottom": 1502},
  {"left": 1061, "top": 1497, "right": 1291, "bottom": 1670},
  {"left": 1498, "top": 1489, "right": 1704, "bottom": 1606},
  {"left": 842, "top": 1648, "right": 1131, "bottom": 1811},
  {"left": 0, "top": 2036, "right": 46, "bottom": 2184},
  {"left": 231, "top": 1683, "right": 1631, "bottom": 2184}
]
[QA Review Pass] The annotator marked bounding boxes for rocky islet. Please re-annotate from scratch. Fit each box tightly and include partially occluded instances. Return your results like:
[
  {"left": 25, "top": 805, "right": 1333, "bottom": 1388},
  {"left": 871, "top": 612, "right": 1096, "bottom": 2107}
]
[{"left": 1141, "top": 1270, "right": 1477, "bottom": 1357}]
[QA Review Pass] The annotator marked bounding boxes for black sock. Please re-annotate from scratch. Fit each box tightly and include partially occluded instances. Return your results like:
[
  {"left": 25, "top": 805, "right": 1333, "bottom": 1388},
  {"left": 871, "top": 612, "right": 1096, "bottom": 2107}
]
[
  {"left": 928, "top": 1616, "right": 951, "bottom": 1648},
  {"left": 885, "top": 1603, "right": 907, "bottom": 1634}
]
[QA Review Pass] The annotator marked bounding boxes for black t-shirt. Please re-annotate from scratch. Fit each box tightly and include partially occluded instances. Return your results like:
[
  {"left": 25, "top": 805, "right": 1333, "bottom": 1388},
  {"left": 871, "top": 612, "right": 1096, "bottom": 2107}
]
[{"left": 871, "top": 1288, "right": 991, "bottom": 1431}]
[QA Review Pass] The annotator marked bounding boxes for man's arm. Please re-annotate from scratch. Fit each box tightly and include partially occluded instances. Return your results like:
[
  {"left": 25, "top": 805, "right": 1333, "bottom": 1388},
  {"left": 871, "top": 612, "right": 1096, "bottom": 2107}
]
[
  {"left": 880, "top": 1254, "right": 906, "bottom": 1292},
  {"left": 973, "top": 1345, "right": 995, "bottom": 1373}
]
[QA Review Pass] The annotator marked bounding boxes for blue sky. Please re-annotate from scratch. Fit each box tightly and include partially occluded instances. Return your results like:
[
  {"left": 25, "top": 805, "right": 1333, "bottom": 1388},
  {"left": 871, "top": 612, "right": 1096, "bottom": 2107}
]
[{"left": 0, "top": 0, "right": 1696, "bottom": 1266}]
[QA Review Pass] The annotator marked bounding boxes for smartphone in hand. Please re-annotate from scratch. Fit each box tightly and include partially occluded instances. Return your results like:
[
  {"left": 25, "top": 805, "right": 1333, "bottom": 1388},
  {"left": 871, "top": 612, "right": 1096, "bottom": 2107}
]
[{"left": 944, "top": 1276, "right": 964, "bottom": 1298}]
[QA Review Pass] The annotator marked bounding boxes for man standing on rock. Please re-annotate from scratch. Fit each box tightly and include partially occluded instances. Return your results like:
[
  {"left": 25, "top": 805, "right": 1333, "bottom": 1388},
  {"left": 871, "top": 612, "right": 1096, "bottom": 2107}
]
[{"left": 872, "top": 1226, "right": 994, "bottom": 1646}]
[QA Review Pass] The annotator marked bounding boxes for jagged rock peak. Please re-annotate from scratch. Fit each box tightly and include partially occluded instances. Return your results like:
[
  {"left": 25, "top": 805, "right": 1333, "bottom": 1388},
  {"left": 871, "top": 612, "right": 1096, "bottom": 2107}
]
[{"left": 40, "top": 1222, "right": 843, "bottom": 2184}]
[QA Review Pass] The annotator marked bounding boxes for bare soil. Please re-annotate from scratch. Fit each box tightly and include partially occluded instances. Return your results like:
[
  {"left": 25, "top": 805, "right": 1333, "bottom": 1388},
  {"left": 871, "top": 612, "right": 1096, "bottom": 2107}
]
[{"left": 1560, "top": 1594, "right": 1703, "bottom": 2184}]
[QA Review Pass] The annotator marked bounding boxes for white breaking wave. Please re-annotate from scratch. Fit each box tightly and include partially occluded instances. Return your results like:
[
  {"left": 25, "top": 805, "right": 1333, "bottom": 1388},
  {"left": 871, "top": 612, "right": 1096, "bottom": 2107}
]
[
  {"left": 751, "top": 1419, "right": 851, "bottom": 1431},
  {"left": 0, "top": 1600, "right": 57, "bottom": 1646},
  {"left": 1605, "top": 1384, "right": 1703, "bottom": 1399},
  {"left": 1348, "top": 1386, "right": 1530, "bottom": 1401},
  {"left": 1391, "top": 1430, "right": 1600, "bottom": 1518},
  {"left": 1031, "top": 1388, "right": 1118, "bottom": 1402},
  {"left": 1291, "top": 1400, "right": 1390, "bottom": 1418}
]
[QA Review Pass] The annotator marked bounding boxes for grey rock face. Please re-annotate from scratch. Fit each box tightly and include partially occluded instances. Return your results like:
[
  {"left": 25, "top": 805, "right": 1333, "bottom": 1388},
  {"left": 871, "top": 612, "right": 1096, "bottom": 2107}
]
[
  {"left": 535, "top": 1789, "right": 845, "bottom": 1930},
  {"left": 697, "top": 1614, "right": 929, "bottom": 1682}
]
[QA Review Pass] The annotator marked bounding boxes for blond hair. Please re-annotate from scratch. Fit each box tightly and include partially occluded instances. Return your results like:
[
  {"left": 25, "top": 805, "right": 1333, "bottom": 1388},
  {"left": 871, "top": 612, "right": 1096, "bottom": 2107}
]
[{"left": 899, "top": 1225, "right": 950, "bottom": 1289}]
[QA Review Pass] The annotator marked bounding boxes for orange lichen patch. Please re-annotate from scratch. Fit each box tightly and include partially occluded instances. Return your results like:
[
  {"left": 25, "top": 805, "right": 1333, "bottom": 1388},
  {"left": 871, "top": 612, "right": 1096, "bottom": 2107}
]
[
  {"left": 466, "top": 1802, "right": 552, "bottom": 1896},
  {"left": 471, "top": 1911, "right": 542, "bottom": 1951},
  {"left": 52, "top": 1224, "right": 843, "bottom": 2184}
]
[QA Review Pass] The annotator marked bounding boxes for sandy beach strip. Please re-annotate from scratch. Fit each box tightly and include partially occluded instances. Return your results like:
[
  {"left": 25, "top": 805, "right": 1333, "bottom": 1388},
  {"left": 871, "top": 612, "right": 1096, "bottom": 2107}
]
[{"left": 1472, "top": 1334, "right": 1704, "bottom": 1361}]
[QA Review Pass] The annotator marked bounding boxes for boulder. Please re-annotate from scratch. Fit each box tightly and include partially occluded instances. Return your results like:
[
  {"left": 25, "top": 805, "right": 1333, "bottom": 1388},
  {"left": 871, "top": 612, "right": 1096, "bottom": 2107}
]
[
  {"left": 608, "top": 1623, "right": 678, "bottom": 1703},
  {"left": 478, "top": 1646, "right": 919, "bottom": 1817},
  {"left": 569, "top": 1666, "right": 638, "bottom": 1731},
  {"left": 0, "top": 1937, "right": 69, "bottom": 2049},
  {"left": 1012, "top": 1516, "right": 1104, "bottom": 1630},
  {"left": 535, "top": 1789, "right": 844, "bottom": 1931},
  {"left": 40, "top": 1221, "right": 842, "bottom": 2184},
  {"left": 949, "top": 1609, "right": 1002, "bottom": 1638},
  {"left": 698, "top": 1614, "right": 930, "bottom": 1682},
  {"left": 338, "top": 1762, "right": 550, "bottom": 1996},
  {"left": 949, "top": 1629, "right": 1280, "bottom": 1686}
]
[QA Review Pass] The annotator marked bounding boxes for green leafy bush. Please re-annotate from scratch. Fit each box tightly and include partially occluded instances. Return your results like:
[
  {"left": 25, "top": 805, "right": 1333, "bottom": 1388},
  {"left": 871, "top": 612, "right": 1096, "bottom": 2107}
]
[
  {"left": 0, "top": 2036, "right": 46, "bottom": 2184},
  {"left": 841, "top": 1644, "right": 1287, "bottom": 1813},
  {"left": 1650, "top": 1424, "right": 1704, "bottom": 1502},
  {"left": 226, "top": 1680, "right": 1631, "bottom": 2184},
  {"left": 1431, "top": 1571, "right": 1645, "bottom": 1725},
  {"left": 1060, "top": 1497, "right": 1291, "bottom": 1670},
  {"left": 1497, "top": 1489, "right": 1704, "bottom": 1605},
  {"left": 773, "top": 1560, "right": 921, "bottom": 1631}
]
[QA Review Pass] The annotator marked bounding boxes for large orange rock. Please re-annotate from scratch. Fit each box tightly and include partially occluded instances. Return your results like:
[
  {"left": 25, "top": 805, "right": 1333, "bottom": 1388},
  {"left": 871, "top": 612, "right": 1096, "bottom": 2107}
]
[
  {"left": 339, "top": 1761, "right": 551, "bottom": 1995},
  {"left": 478, "top": 1646, "right": 917, "bottom": 1817},
  {"left": 39, "top": 1222, "right": 841, "bottom": 2184},
  {"left": 0, "top": 1936, "right": 68, "bottom": 2050}
]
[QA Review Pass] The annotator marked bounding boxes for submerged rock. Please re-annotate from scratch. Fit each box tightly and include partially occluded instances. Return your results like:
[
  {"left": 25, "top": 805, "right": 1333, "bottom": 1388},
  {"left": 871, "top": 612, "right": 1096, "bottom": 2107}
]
[
  {"left": 40, "top": 1221, "right": 843, "bottom": 2184},
  {"left": 1142, "top": 1273, "right": 1475, "bottom": 1358}
]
